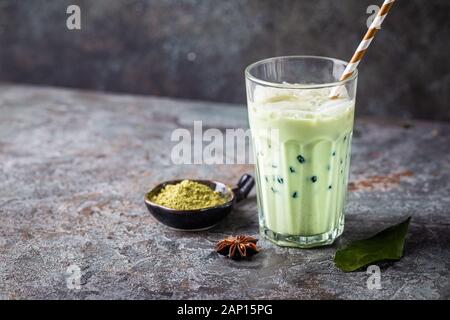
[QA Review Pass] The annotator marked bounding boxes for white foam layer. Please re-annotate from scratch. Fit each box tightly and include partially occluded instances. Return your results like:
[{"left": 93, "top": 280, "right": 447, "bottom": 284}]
[{"left": 251, "top": 84, "right": 354, "bottom": 120}]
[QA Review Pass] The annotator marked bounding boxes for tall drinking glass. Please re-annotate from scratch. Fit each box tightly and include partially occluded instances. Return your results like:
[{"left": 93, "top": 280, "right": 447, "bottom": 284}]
[{"left": 245, "top": 56, "right": 357, "bottom": 248}]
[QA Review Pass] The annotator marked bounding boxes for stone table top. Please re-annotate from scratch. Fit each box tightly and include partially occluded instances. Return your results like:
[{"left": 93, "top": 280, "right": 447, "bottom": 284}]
[{"left": 0, "top": 84, "right": 449, "bottom": 300}]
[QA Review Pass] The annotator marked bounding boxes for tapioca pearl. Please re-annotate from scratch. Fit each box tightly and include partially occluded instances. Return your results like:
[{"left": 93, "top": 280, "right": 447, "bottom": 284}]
[
  {"left": 311, "top": 176, "right": 318, "bottom": 183},
  {"left": 270, "top": 187, "right": 277, "bottom": 193},
  {"left": 277, "top": 177, "right": 284, "bottom": 184},
  {"left": 289, "top": 166, "right": 296, "bottom": 173},
  {"left": 297, "top": 155, "right": 305, "bottom": 164},
  {"left": 332, "top": 151, "right": 336, "bottom": 156},
  {"left": 344, "top": 135, "right": 347, "bottom": 141},
  {"left": 327, "top": 164, "right": 330, "bottom": 171},
  {"left": 264, "top": 176, "right": 269, "bottom": 182},
  {"left": 271, "top": 164, "right": 278, "bottom": 168},
  {"left": 292, "top": 191, "right": 298, "bottom": 198},
  {"left": 328, "top": 185, "right": 332, "bottom": 190}
]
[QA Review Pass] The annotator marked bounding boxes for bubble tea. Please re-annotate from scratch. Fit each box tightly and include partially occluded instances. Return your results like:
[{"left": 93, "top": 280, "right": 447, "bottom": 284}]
[{"left": 245, "top": 56, "right": 357, "bottom": 248}]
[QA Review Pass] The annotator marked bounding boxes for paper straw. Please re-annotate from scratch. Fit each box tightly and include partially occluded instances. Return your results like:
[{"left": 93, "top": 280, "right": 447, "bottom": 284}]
[{"left": 330, "top": 0, "right": 396, "bottom": 98}]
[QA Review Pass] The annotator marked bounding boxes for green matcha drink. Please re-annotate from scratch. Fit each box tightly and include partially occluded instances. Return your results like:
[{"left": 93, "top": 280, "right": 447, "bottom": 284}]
[{"left": 245, "top": 56, "right": 358, "bottom": 247}]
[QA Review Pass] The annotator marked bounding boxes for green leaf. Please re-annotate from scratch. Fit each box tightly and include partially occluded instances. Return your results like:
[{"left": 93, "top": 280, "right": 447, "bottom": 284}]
[{"left": 334, "top": 217, "right": 411, "bottom": 272}]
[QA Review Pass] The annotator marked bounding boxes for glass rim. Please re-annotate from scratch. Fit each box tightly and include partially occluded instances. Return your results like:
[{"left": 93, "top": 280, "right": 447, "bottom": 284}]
[{"left": 245, "top": 55, "right": 358, "bottom": 89}]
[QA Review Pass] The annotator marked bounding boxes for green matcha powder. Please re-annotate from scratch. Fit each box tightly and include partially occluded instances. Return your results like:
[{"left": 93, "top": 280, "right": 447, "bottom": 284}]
[{"left": 151, "top": 180, "right": 227, "bottom": 210}]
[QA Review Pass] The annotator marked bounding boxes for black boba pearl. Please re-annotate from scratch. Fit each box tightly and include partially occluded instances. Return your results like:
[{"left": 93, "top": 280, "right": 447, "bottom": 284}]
[
  {"left": 297, "top": 155, "right": 305, "bottom": 163},
  {"left": 311, "top": 176, "right": 318, "bottom": 183}
]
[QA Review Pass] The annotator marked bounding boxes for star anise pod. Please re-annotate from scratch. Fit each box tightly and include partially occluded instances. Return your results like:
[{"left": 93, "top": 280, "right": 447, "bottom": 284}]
[{"left": 215, "top": 235, "right": 259, "bottom": 260}]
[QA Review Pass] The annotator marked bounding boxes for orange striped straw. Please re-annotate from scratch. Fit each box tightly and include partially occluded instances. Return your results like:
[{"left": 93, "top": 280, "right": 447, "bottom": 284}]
[{"left": 331, "top": 0, "right": 396, "bottom": 98}]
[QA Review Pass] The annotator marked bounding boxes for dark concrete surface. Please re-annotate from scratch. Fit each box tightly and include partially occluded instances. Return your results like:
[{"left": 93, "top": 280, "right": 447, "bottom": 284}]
[
  {"left": 0, "top": 0, "right": 449, "bottom": 121},
  {"left": 0, "top": 84, "right": 449, "bottom": 299}
]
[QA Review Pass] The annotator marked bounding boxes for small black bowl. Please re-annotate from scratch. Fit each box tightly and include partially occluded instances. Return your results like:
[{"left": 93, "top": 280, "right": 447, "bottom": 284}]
[{"left": 144, "top": 174, "right": 254, "bottom": 231}]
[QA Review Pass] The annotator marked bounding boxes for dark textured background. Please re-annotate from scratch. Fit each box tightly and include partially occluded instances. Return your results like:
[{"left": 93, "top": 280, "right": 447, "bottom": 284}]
[{"left": 0, "top": 0, "right": 449, "bottom": 121}]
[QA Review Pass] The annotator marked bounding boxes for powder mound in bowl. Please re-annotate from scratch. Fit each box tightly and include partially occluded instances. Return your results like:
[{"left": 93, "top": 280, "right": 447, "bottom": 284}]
[{"left": 150, "top": 180, "right": 228, "bottom": 210}]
